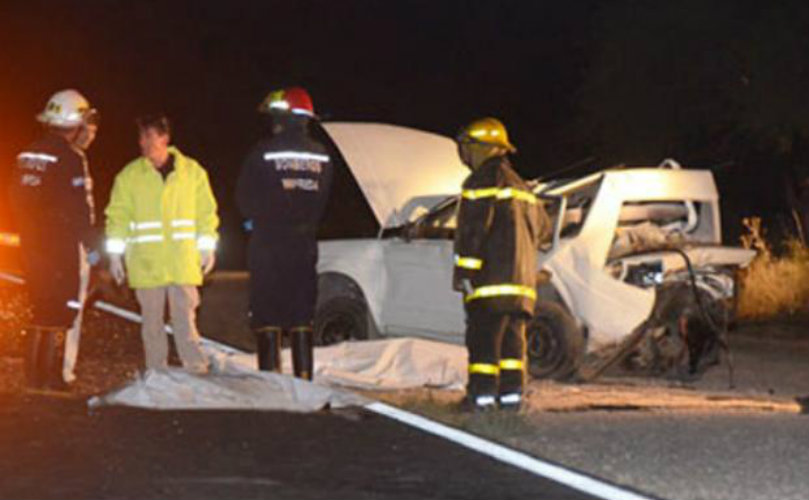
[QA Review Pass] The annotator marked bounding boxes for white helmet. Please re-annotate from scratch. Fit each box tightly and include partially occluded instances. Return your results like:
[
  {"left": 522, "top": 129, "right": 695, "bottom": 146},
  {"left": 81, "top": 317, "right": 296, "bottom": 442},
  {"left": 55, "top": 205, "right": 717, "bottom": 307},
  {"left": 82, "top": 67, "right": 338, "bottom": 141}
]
[{"left": 37, "top": 89, "right": 97, "bottom": 128}]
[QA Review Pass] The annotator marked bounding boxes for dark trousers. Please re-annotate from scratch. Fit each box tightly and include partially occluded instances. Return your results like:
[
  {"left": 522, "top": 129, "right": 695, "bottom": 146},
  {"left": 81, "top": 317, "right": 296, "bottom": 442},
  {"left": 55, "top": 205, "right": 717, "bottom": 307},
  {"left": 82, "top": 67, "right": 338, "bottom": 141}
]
[
  {"left": 25, "top": 327, "right": 65, "bottom": 389},
  {"left": 247, "top": 228, "right": 317, "bottom": 329},
  {"left": 465, "top": 307, "right": 528, "bottom": 398}
]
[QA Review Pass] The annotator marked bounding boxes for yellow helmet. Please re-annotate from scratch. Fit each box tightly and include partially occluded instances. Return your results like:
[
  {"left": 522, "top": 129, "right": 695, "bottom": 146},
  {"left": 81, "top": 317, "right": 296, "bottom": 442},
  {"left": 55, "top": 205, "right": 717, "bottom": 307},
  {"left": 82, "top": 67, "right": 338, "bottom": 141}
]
[{"left": 457, "top": 117, "right": 516, "bottom": 153}]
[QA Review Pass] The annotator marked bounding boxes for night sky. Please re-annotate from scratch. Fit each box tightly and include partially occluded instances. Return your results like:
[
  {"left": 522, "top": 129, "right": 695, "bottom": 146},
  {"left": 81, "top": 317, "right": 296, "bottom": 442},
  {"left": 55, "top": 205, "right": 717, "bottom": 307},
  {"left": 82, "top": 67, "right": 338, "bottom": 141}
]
[{"left": 2, "top": 1, "right": 808, "bottom": 267}]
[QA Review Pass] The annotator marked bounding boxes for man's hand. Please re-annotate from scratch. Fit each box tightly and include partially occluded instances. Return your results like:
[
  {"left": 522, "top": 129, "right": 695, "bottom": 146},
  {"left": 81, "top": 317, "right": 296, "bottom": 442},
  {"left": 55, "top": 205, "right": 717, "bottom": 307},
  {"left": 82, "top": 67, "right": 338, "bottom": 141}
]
[
  {"left": 452, "top": 267, "right": 475, "bottom": 295},
  {"left": 86, "top": 250, "right": 101, "bottom": 267},
  {"left": 452, "top": 276, "right": 474, "bottom": 295},
  {"left": 201, "top": 250, "right": 216, "bottom": 275},
  {"left": 109, "top": 254, "right": 126, "bottom": 285}
]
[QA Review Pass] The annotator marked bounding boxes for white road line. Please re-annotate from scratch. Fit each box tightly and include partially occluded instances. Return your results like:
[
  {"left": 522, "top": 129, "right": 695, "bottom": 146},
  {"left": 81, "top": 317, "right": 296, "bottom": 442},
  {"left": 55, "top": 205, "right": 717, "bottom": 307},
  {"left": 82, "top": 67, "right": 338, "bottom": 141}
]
[
  {"left": 92, "top": 300, "right": 244, "bottom": 355},
  {"left": 365, "top": 401, "right": 655, "bottom": 500},
  {"left": 0, "top": 269, "right": 652, "bottom": 499},
  {"left": 0, "top": 271, "right": 242, "bottom": 356}
]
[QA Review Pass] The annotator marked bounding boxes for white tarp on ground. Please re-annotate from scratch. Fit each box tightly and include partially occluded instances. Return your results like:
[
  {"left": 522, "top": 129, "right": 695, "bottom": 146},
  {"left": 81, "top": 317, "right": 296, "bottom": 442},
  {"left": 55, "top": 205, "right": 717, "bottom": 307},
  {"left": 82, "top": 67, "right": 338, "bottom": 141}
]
[
  {"left": 89, "top": 337, "right": 467, "bottom": 412},
  {"left": 88, "top": 369, "right": 368, "bottom": 412},
  {"left": 204, "top": 337, "right": 468, "bottom": 390},
  {"left": 313, "top": 337, "right": 467, "bottom": 390}
]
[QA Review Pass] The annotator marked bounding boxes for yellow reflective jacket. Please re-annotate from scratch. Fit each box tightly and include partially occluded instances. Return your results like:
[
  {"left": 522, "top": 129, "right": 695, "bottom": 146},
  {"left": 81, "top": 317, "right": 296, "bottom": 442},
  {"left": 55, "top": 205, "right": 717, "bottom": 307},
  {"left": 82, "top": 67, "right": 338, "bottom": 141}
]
[{"left": 104, "top": 146, "right": 219, "bottom": 288}]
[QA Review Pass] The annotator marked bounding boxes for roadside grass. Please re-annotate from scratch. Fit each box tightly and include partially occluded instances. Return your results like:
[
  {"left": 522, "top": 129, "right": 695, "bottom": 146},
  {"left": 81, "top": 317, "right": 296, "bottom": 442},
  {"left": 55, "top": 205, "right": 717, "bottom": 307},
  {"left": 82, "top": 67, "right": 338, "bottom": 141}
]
[{"left": 737, "top": 217, "right": 809, "bottom": 320}]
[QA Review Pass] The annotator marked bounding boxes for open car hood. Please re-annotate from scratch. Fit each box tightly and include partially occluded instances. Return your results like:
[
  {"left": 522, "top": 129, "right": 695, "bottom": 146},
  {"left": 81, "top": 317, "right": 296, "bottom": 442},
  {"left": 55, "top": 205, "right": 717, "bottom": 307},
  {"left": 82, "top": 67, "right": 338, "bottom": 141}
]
[{"left": 322, "top": 122, "right": 470, "bottom": 228}]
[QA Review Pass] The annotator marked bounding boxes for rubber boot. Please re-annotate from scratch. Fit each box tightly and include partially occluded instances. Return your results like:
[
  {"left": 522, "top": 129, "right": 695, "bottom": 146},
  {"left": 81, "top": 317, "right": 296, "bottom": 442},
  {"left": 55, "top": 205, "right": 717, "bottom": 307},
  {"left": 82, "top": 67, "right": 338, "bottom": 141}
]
[
  {"left": 290, "top": 327, "right": 314, "bottom": 380},
  {"left": 461, "top": 373, "right": 499, "bottom": 413},
  {"left": 458, "top": 394, "right": 498, "bottom": 413},
  {"left": 497, "top": 392, "right": 522, "bottom": 412},
  {"left": 24, "top": 328, "right": 68, "bottom": 391},
  {"left": 254, "top": 327, "right": 282, "bottom": 372},
  {"left": 24, "top": 327, "right": 45, "bottom": 389}
]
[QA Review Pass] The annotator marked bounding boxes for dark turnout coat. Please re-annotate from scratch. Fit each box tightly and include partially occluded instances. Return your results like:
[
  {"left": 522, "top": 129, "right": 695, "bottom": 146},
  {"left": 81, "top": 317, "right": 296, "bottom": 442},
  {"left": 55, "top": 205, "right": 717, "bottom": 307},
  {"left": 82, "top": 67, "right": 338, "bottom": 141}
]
[
  {"left": 453, "top": 155, "right": 548, "bottom": 315},
  {"left": 235, "top": 128, "right": 333, "bottom": 328},
  {"left": 8, "top": 133, "right": 96, "bottom": 326}
]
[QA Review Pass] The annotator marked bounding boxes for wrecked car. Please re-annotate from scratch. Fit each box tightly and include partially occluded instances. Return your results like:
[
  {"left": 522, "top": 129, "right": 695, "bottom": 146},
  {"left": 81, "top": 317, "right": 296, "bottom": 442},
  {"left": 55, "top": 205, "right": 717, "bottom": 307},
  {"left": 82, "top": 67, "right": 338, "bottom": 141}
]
[{"left": 312, "top": 123, "right": 756, "bottom": 381}]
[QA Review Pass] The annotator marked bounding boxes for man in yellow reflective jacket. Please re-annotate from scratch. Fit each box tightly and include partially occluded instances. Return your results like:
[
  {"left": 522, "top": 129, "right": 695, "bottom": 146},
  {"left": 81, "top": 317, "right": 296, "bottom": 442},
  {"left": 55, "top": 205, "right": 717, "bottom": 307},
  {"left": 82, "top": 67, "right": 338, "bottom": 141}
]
[
  {"left": 453, "top": 117, "right": 549, "bottom": 412},
  {"left": 104, "top": 114, "right": 219, "bottom": 373}
]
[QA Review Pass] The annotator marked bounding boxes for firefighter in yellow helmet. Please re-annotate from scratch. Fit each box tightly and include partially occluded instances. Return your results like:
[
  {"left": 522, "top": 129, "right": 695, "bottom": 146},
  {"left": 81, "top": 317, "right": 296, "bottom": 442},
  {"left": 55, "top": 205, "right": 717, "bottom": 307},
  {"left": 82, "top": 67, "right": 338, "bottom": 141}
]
[{"left": 453, "top": 117, "right": 548, "bottom": 411}]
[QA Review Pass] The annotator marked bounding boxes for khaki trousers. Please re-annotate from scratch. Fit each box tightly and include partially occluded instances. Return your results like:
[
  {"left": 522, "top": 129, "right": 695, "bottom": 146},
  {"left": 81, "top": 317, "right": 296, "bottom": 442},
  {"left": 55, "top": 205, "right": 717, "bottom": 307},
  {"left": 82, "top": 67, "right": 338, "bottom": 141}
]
[{"left": 134, "top": 285, "right": 208, "bottom": 373}]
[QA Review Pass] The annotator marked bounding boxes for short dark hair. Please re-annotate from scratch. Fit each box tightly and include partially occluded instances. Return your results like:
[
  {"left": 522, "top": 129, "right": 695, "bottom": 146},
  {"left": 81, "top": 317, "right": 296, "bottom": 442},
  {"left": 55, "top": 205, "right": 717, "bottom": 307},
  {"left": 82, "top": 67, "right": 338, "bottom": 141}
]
[{"left": 136, "top": 114, "right": 171, "bottom": 136}]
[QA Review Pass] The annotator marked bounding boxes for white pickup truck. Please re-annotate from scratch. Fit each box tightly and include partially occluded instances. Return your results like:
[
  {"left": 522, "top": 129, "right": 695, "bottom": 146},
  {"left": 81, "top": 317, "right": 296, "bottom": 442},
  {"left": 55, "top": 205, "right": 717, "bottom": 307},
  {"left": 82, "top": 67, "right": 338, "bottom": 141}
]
[{"left": 314, "top": 123, "right": 755, "bottom": 381}]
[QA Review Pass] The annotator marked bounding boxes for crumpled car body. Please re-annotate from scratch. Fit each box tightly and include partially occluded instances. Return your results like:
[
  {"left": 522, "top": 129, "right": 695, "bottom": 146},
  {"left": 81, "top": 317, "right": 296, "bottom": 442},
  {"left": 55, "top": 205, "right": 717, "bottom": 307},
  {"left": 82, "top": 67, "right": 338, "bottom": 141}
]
[
  {"left": 315, "top": 123, "right": 755, "bottom": 380},
  {"left": 539, "top": 164, "right": 754, "bottom": 351}
]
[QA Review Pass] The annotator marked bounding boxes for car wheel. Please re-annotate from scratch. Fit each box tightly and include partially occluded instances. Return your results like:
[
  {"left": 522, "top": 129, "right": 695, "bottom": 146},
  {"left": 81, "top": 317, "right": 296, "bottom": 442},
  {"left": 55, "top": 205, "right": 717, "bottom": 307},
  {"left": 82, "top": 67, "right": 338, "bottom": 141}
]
[
  {"left": 526, "top": 300, "right": 585, "bottom": 381},
  {"left": 314, "top": 296, "right": 372, "bottom": 346}
]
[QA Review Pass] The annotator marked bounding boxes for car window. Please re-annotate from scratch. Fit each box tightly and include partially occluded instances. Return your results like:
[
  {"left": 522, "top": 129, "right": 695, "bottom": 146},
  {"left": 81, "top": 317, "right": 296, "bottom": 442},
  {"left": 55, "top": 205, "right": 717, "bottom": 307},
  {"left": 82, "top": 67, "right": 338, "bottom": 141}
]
[
  {"left": 557, "top": 179, "right": 601, "bottom": 240},
  {"left": 408, "top": 199, "right": 458, "bottom": 240}
]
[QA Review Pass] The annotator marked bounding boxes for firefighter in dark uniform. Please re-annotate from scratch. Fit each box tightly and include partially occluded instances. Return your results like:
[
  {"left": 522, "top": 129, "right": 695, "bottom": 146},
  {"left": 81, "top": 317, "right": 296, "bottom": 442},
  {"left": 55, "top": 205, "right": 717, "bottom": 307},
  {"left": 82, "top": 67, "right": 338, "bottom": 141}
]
[
  {"left": 453, "top": 117, "right": 548, "bottom": 411},
  {"left": 236, "top": 87, "right": 333, "bottom": 379},
  {"left": 8, "top": 89, "right": 100, "bottom": 390}
]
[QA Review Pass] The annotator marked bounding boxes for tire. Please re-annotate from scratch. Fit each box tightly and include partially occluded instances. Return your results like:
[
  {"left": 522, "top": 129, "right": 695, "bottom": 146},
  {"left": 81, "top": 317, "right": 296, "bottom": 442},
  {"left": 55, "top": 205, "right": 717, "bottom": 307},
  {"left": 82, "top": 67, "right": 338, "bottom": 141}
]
[
  {"left": 526, "top": 299, "right": 585, "bottom": 381},
  {"left": 314, "top": 296, "right": 374, "bottom": 346}
]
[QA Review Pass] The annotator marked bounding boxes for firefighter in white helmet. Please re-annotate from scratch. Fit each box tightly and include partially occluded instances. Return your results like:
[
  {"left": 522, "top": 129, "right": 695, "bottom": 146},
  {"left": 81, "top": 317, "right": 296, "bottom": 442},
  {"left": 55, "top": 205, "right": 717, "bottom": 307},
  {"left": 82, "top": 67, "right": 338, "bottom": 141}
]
[{"left": 8, "top": 89, "right": 101, "bottom": 391}]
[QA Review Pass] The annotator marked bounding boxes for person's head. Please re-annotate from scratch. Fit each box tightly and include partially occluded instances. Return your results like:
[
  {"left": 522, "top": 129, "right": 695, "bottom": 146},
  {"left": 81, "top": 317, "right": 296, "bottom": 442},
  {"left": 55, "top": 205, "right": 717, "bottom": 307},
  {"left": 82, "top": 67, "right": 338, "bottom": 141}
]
[
  {"left": 456, "top": 117, "right": 516, "bottom": 170},
  {"left": 257, "top": 86, "right": 315, "bottom": 134},
  {"left": 37, "top": 89, "right": 100, "bottom": 150},
  {"left": 136, "top": 114, "right": 171, "bottom": 166}
]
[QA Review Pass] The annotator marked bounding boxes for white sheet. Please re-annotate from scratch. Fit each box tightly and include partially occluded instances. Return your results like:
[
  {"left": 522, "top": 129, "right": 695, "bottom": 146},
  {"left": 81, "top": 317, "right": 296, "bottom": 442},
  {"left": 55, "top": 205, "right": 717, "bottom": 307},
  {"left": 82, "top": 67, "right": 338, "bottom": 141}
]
[{"left": 89, "top": 337, "right": 468, "bottom": 411}]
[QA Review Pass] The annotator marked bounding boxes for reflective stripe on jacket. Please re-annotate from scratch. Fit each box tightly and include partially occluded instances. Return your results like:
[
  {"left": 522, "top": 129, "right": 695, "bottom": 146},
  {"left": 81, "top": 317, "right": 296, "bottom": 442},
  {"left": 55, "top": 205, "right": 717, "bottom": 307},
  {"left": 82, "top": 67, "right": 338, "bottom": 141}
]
[
  {"left": 104, "top": 146, "right": 219, "bottom": 288},
  {"left": 453, "top": 155, "right": 546, "bottom": 314},
  {"left": 8, "top": 133, "right": 98, "bottom": 325}
]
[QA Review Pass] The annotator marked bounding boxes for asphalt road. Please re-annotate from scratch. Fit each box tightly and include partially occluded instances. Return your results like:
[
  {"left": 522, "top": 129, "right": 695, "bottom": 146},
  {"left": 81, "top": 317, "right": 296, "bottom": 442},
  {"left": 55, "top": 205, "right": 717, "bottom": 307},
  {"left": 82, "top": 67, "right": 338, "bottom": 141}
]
[
  {"left": 517, "top": 411, "right": 809, "bottom": 500},
  {"left": 0, "top": 394, "right": 601, "bottom": 500},
  {"left": 476, "top": 326, "right": 809, "bottom": 500},
  {"left": 373, "top": 324, "right": 809, "bottom": 500}
]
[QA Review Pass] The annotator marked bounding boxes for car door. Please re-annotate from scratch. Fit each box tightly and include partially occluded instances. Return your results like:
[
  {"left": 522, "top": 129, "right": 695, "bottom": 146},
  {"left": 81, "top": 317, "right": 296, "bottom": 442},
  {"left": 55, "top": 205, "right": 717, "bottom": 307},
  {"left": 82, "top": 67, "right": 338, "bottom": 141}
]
[{"left": 380, "top": 203, "right": 465, "bottom": 340}]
